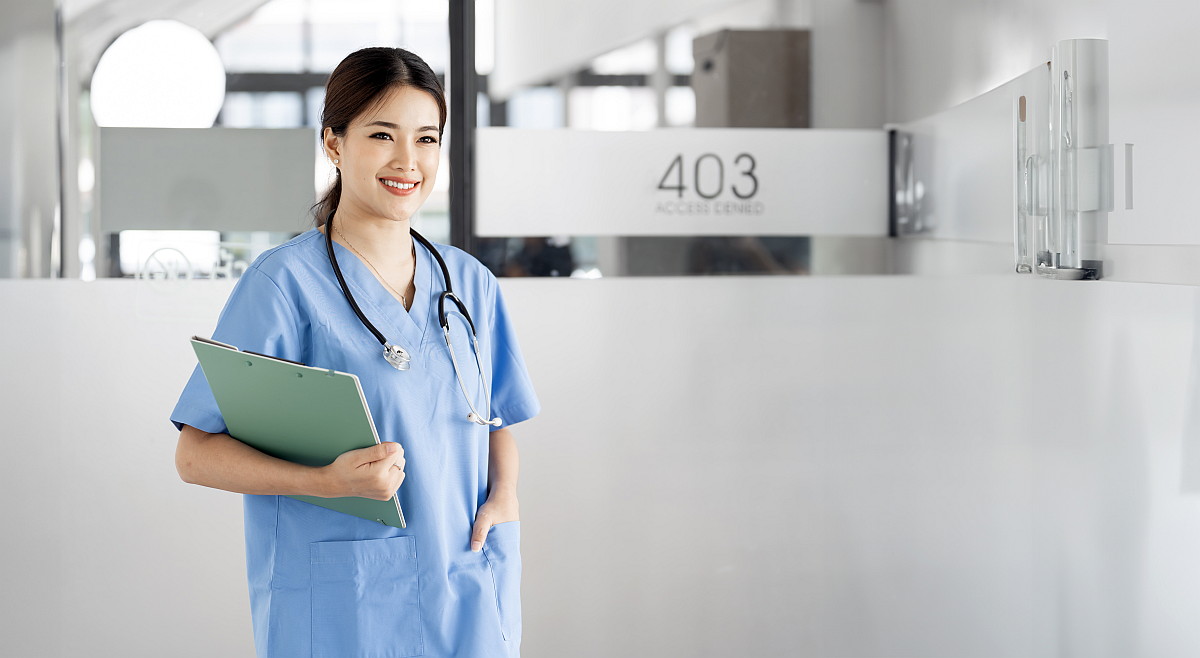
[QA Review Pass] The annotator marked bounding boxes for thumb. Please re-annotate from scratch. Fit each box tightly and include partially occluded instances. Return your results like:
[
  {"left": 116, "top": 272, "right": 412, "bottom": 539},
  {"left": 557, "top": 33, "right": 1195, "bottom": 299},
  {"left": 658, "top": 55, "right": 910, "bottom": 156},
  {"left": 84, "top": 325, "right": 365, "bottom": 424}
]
[
  {"left": 470, "top": 517, "right": 490, "bottom": 552},
  {"left": 359, "top": 441, "right": 399, "bottom": 465}
]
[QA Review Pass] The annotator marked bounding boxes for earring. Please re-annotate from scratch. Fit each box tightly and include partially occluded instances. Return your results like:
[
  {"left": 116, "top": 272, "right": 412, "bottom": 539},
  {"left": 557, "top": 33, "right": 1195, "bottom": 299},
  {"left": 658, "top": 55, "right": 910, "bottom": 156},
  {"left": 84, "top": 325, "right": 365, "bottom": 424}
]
[{"left": 333, "top": 159, "right": 339, "bottom": 165}]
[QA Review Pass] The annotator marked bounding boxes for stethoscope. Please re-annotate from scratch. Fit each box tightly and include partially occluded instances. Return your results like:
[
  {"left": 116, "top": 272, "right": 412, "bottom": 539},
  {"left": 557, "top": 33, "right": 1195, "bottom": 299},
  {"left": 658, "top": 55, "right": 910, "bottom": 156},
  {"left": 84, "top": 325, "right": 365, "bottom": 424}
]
[{"left": 324, "top": 210, "right": 502, "bottom": 427}]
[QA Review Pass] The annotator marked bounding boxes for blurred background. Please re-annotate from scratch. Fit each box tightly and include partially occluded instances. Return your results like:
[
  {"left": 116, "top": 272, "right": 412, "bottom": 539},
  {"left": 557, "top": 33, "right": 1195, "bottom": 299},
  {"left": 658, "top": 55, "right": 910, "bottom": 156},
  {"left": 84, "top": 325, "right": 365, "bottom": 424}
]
[{"left": 5, "top": 0, "right": 1200, "bottom": 656}]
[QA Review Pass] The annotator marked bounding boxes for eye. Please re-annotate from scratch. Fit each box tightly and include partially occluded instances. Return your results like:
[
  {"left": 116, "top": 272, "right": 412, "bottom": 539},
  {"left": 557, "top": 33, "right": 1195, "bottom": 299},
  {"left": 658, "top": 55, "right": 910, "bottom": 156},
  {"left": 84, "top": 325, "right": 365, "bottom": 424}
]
[
  {"left": 418, "top": 135, "right": 439, "bottom": 144},
  {"left": 371, "top": 132, "right": 393, "bottom": 140}
]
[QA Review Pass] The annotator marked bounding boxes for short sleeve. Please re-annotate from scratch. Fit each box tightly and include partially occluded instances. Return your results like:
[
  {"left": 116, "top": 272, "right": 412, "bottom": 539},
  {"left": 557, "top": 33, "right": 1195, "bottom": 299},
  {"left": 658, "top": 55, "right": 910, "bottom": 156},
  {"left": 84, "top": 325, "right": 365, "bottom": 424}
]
[
  {"left": 486, "top": 278, "right": 540, "bottom": 430},
  {"left": 170, "top": 266, "right": 303, "bottom": 434}
]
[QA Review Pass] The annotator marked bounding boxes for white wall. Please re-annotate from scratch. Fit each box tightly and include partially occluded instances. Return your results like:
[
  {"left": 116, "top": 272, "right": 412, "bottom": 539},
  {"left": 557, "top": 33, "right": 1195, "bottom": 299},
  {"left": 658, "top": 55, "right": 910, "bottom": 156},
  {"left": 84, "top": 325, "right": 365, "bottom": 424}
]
[
  {"left": 4, "top": 276, "right": 1200, "bottom": 656},
  {"left": 0, "top": 281, "right": 246, "bottom": 656}
]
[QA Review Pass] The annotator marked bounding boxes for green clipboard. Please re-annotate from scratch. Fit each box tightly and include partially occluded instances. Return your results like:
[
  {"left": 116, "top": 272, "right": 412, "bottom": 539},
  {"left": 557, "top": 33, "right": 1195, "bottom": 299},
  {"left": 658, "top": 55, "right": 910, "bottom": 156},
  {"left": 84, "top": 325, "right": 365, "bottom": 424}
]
[{"left": 190, "top": 336, "right": 405, "bottom": 528}]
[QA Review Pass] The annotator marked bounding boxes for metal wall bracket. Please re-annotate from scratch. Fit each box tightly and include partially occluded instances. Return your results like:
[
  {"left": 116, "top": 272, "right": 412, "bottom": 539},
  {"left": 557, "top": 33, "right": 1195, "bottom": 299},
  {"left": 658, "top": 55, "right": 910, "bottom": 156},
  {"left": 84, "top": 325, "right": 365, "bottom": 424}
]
[{"left": 889, "top": 129, "right": 932, "bottom": 237}]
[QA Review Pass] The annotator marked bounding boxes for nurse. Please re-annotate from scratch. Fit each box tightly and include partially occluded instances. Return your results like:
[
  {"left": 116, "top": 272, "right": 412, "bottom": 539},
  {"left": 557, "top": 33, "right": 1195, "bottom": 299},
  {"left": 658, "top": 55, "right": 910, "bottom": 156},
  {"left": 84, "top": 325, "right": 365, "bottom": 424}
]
[{"left": 171, "top": 47, "right": 539, "bottom": 658}]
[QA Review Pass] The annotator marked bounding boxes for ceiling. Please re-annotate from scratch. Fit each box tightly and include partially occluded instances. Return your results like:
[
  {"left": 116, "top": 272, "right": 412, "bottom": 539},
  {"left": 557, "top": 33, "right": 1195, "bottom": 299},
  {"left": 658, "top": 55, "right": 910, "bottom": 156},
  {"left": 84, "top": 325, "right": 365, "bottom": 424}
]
[{"left": 63, "top": 0, "right": 270, "bottom": 74}]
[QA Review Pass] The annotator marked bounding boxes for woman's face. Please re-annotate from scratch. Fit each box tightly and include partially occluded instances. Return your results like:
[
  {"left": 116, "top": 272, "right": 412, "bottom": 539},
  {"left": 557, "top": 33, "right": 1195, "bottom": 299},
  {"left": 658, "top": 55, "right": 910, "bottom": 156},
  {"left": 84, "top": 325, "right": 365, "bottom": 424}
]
[{"left": 324, "top": 85, "right": 441, "bottom": 224}]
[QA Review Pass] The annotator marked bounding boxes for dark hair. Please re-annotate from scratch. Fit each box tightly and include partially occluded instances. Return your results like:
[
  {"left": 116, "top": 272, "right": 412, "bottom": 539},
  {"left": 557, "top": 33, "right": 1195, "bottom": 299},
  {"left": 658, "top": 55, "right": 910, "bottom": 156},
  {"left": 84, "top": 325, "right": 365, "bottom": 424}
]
[{"left": 313, "top": 47, "right": 447, "bottom": 225}]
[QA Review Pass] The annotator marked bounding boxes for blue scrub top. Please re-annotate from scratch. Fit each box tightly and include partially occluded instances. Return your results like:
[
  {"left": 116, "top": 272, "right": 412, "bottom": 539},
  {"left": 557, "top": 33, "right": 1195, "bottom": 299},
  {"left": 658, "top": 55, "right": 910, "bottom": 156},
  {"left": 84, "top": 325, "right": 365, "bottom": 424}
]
[{"left": 171, "top": 228, "right": 539, "bottom": 658}]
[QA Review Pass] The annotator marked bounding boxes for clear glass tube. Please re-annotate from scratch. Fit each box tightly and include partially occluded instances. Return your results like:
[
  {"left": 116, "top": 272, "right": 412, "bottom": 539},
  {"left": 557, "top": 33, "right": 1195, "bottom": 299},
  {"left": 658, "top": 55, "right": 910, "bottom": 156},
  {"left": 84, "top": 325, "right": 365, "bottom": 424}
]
[{"left": 1038, "top": 39, "right": 1109, "bottom": 280}]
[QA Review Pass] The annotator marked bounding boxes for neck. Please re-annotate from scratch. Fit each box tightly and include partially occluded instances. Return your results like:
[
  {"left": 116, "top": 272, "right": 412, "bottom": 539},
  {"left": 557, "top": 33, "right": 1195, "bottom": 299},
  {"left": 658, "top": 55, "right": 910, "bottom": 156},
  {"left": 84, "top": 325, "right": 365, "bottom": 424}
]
[{"left": 329, "top": 208, "right": 415, "bottom": 265}]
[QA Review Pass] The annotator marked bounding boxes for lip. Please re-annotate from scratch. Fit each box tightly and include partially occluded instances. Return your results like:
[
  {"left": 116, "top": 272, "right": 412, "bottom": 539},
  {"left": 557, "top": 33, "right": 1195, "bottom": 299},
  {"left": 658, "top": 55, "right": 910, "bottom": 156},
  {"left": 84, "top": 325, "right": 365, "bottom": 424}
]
[{"left": 378, "top": 177, "right": 421, "bottom": 196}]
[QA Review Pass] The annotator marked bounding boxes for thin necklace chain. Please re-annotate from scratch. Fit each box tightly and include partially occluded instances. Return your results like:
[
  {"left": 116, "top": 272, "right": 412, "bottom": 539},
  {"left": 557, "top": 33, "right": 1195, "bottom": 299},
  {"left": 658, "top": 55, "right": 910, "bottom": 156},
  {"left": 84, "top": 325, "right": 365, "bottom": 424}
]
[{"left": 333, "top": 224, "right": 416, "bottom": 310}]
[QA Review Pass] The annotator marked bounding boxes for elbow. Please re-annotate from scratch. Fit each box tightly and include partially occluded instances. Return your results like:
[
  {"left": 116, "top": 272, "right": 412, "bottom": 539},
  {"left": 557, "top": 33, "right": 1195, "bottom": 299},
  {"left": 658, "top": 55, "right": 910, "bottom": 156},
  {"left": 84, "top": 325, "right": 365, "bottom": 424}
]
[
  {"left": 175, "top": 449, "right": 200, "bottom": 485},
  {"left": 175, "top": 427, "right": 208, "bottom": 485},
  {"left": 176, "top": 460, "right": 197, "bottom": 485}
]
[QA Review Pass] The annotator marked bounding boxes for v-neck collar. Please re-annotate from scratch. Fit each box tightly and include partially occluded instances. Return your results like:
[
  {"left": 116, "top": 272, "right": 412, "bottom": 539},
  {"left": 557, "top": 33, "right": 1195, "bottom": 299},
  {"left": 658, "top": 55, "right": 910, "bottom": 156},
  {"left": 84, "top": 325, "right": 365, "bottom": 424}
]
[{"left": 319, "top": 227, "right": 435, "bottom": 352}]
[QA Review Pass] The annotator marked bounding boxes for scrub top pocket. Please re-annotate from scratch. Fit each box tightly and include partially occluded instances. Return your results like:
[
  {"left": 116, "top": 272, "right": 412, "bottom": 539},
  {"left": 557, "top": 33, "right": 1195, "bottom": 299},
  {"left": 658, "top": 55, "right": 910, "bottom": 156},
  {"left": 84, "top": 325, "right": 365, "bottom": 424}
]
[
  {"left": 482, "top": 521, "right": 522, "bottom": 643},
  {"left": 310, "top": 535, "right": 424, "bottom": 658}
]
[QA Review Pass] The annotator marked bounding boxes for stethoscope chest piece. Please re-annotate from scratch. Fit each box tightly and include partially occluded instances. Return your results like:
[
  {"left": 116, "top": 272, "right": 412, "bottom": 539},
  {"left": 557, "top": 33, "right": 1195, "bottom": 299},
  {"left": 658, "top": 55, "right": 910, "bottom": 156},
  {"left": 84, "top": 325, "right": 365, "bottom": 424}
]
[{"left": 383, "top": 344, "right": 412, "bottom": 371}]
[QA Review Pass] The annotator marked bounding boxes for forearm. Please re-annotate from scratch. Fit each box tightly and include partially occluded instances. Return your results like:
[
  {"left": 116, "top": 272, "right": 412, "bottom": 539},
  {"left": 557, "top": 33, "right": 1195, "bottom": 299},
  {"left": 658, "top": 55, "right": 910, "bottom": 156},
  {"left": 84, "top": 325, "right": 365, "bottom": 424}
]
[
  {"left": 486, "top": 427, "right": 520, "bottom": 500},
  {"left": 176, "top": 425, "right": 333, "bottom": 497}
]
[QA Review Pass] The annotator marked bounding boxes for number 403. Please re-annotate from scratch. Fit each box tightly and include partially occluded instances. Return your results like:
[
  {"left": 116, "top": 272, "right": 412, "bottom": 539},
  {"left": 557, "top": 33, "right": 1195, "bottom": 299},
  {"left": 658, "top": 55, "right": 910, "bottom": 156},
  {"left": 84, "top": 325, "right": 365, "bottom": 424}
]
[{"left": 657, "top": 153, "right": 759, "bottom": 200}]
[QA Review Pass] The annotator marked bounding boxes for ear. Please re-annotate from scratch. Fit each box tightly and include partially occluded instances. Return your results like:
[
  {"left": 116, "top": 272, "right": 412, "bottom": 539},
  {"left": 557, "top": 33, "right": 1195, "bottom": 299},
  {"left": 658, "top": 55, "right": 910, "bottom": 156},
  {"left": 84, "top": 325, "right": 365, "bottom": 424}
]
[{"left": 322, "top": 127, "right": 342, "bottom": 162}]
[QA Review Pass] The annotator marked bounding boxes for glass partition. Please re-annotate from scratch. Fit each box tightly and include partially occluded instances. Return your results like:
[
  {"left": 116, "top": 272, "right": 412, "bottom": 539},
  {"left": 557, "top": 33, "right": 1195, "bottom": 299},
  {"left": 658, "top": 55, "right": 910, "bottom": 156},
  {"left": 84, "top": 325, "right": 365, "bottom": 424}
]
[
  {"left": 472, "top": 1, "right": 889, "bottom": 278},
  {"left": 65, "top": 0, "right": 452, "bottom": 280},
  {"left": 57, "top": 0, "right": 888, "bottom": 279}
]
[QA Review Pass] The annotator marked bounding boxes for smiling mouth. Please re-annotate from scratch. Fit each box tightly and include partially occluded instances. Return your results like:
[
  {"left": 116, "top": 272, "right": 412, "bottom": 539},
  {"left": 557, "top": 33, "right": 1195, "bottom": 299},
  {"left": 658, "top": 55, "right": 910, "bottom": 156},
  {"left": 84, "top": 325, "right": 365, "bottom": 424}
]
[{"left": 380, "top": 179, "right": 418, "bottom": 190}]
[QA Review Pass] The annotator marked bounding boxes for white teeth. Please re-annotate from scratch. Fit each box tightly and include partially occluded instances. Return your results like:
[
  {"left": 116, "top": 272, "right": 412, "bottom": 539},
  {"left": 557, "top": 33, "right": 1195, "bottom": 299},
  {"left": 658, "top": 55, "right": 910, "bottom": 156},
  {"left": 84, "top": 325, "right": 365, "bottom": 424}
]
[{"left": 382, "top": 179, "right": 416, "bottom": 190}]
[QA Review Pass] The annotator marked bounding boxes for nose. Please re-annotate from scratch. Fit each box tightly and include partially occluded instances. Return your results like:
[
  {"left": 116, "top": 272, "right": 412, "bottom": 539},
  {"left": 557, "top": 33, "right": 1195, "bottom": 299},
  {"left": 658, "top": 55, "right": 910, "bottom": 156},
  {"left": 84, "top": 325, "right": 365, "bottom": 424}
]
[{"left": 391, "top": 142, "right": 417, "bottom": 172}]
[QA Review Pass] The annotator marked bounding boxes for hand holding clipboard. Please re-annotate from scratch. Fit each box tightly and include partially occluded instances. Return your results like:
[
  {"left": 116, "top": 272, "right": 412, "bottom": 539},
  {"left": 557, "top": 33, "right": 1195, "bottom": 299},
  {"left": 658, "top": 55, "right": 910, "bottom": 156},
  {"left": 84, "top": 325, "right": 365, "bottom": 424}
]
[{"left": 190, "top": 336, "right": 406, "bottom": 528}]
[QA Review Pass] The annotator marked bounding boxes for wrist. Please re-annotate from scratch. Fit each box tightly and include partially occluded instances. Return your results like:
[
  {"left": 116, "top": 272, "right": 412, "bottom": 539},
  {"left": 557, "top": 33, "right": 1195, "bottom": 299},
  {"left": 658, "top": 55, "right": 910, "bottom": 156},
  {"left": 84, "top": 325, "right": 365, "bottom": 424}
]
[
  {"left": 310, "top": 464, "right": 337, "bottom": 498},
  {"left": 487, "top": 488, "right": 519, "bottom": 518},
  {"left": 484, "top": 488, "right": 520, "bottom": 523},
  {"left": 487, "top": 485, "right": 518, "bottom": 503}
]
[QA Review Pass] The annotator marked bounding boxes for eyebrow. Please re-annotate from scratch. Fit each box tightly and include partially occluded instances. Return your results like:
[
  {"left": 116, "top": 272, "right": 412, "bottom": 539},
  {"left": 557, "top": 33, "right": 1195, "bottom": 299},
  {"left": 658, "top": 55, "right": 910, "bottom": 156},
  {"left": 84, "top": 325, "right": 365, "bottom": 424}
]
[{"left": 366, "top": 121, "right": 439, "bottom": 132}]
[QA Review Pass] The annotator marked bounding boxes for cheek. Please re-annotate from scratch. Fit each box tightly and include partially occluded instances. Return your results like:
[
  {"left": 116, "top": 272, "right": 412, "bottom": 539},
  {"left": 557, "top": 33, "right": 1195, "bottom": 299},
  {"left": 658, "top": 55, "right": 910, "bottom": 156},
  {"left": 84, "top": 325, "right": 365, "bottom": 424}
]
[
  {"left": 422, "top": 152, "right": 440, "bottom": 187},
  {"left": 348, "top": 171, "right": 377, "bottom": 193}
]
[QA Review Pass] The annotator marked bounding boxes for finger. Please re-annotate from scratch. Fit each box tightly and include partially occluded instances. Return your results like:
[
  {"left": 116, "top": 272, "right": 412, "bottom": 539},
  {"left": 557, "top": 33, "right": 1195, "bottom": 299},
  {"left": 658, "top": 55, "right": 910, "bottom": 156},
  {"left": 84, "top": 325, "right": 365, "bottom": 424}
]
[
  {"left": 358, "top": 441, "right": 399, "bottom": 466},
  {"left": 369, "top": 463, "right": 404, "bottom": 501},
  {"left": 380, "top": 452, "right": 405, "bottom": 476},
  {"left": 470, "top": 516, "right": 490, "bottom": 552}
]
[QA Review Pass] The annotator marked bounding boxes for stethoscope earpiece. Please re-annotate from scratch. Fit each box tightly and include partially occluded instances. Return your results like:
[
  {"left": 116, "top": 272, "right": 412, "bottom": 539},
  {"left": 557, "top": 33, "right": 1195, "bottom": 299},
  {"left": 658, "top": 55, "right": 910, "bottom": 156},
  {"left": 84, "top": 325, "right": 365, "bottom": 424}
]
[{"left": 467, "top": 412, "right": 503, "bottom": 427}]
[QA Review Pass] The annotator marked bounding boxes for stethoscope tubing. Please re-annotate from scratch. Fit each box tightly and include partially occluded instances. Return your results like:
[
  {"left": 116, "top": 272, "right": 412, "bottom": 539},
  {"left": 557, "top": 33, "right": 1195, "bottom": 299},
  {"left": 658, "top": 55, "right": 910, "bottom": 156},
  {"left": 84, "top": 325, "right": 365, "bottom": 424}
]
[
  {"left": 323, "top": 217, "right": 393, "bottom": 348},
  {"left": 324, "top": 210, "right": 498, "bottom": 425},
  {"left": 324, "top": 210, "right": 479, "bottom": 338}
]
